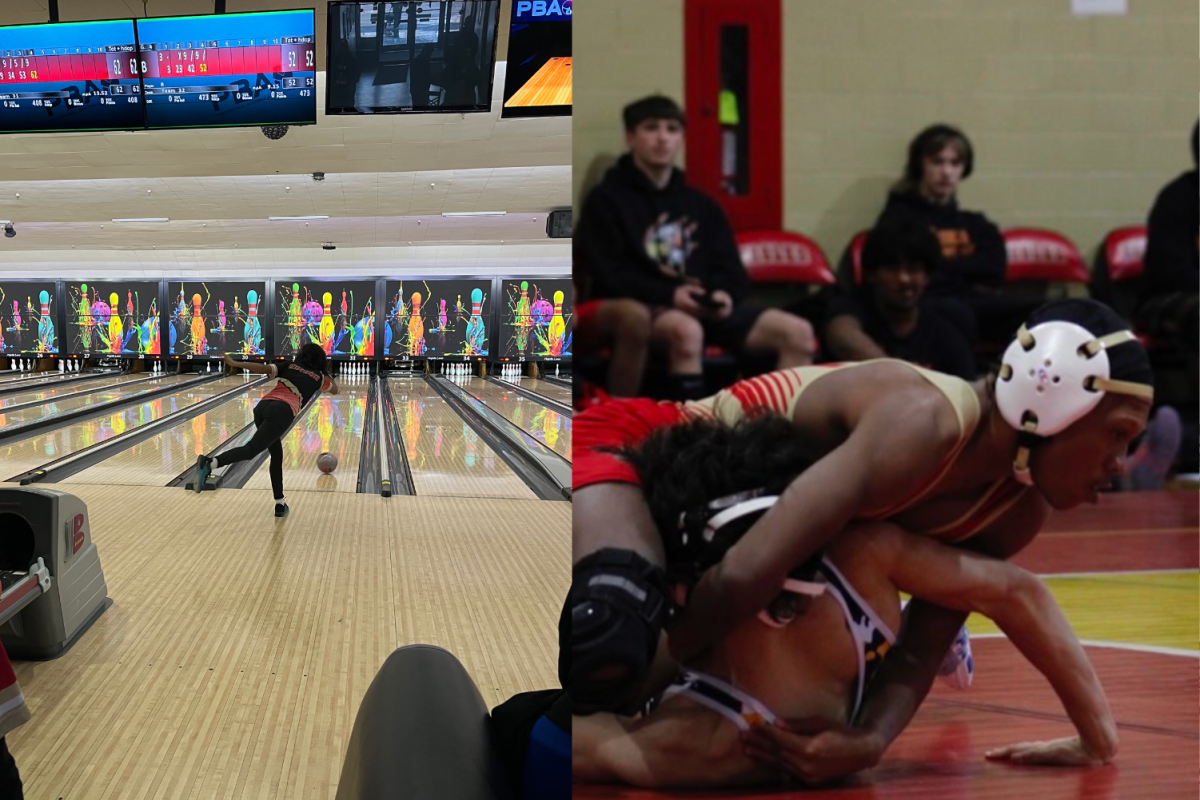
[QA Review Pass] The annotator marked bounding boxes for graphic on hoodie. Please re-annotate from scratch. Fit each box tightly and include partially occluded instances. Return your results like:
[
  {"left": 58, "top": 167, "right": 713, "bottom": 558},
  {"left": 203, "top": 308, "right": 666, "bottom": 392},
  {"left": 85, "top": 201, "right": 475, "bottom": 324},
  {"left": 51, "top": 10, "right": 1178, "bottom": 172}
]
[
  {"left": 875, "top": 190, "right": 1006, "bottom": 292},
  {"left": 643, "top": 212, "right": 700, "bottom": 280},
  {"left": 576, "top": 154, "right": 750, "bottom": 308}
]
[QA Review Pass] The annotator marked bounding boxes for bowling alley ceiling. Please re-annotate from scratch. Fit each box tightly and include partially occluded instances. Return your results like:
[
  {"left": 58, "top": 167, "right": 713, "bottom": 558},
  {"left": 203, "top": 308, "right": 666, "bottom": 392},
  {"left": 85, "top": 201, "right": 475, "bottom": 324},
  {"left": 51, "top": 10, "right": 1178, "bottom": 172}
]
[{"left": 0, "top": 0, "right": 568, "bottom": 259}]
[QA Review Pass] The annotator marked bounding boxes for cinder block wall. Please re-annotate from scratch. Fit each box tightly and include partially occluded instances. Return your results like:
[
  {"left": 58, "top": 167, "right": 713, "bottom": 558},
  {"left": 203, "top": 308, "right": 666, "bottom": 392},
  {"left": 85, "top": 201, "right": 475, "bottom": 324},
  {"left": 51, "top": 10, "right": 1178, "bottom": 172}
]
[{"left": 574, "top": 0, "right": 1197, "bottom": 266}]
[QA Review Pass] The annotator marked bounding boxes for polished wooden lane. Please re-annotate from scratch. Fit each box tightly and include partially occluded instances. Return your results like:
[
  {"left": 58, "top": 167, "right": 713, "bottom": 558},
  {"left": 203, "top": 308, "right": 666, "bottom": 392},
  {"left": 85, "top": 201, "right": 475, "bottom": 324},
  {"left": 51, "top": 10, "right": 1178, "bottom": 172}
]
[
  {"left": 0, "top": 372, "right": 190, "bottom": 427},
  {"left": 514, "top": 376, "right": 572, "bottom": 404},
  {"left": 505, "top": 56, "right": 572, "bottom": 108},
  {"left": 61, "top": 375, "right": 271, "bottom": 488},
  {"left": 0, "top": 374, "right": 224, "bottom": 482},
  {"left": 0, "top": 371, "right": 143, "bottom": 409},
  {"left": 0, "top": 370, "right": 70, "bottom": 386},
  {"left": 465, "top": 377, "right": 572, "bottom": 462},
  {"left": 242, "top": 375, "right": 371, "bottom": 495},
  {"left": 7, "top": 485, "right": 569, "bottom": 799},
  {"left": 390, "top": 375, "right": 537, "bottom": 500}
]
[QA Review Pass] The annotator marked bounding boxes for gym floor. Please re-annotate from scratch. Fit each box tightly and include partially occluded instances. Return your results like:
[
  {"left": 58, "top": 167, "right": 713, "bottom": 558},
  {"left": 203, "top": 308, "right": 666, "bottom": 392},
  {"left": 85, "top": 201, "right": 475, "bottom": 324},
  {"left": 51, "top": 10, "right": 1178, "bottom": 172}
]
[{"left": 573, "top": 490, "right": 1198, "bottom": 800}]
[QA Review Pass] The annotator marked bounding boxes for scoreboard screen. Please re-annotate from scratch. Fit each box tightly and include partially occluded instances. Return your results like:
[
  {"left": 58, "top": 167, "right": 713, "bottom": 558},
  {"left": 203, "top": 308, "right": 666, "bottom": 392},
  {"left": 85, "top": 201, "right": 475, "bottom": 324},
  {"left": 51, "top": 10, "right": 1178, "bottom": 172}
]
[
  {"left": 169, "top": 281, "right": 267, "bottom": 359},
  {"left": 385, "top": 278, "right": 490, "bottom": 360},
  {"left": 274, "top": 279, "right": 375, "bottom": 360},
  {"left": 501, "top": 0, "right": 571, "bottom": 119},
  {"left": 137, "top": 10, "right": 316, "bottom": 130},
  {"left": 0, "top": 19, "right": 144, "bottom": 134},
  {"left": 498, "top": 278, "right": 571, "bottom": 362},
  {"left": 0, "top": 280, "right": 57, "bottom": 355}
]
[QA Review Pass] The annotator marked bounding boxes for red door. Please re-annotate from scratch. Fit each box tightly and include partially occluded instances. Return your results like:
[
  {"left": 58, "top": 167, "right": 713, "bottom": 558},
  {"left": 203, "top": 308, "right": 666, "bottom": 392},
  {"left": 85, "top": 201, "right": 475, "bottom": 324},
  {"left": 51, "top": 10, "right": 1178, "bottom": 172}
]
[{"left": 685, "top": 0, "right": 782, "bottom": 233}]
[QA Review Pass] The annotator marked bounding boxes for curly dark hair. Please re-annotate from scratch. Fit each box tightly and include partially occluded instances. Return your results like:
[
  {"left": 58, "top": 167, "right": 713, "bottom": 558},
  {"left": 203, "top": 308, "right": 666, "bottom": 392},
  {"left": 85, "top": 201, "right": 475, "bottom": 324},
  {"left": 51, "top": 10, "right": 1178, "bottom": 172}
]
[
  {"left": 616, "top": 413, "right": 818, "bottom": 581},
  {"left": 295, "top": 342, "right": 328, "bottom": 374}
]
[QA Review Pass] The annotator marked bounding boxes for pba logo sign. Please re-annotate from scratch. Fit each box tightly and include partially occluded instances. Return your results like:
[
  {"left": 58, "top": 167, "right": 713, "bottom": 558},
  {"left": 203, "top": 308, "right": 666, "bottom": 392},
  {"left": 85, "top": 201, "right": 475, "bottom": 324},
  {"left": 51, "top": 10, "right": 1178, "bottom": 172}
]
[
  {"left": 514, "top": 0, "right": 571, "bottom": 22},
  {"left": 72, "top": 513, "right": 85, "bottom": 555}
]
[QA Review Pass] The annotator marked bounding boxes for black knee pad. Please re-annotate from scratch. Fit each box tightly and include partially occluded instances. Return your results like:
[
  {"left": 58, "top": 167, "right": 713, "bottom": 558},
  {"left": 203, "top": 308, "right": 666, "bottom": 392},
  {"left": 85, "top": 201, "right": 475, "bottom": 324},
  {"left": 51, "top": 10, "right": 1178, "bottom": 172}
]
[{"left": 567, "top": 548, "right": 668, "bottom": 714}]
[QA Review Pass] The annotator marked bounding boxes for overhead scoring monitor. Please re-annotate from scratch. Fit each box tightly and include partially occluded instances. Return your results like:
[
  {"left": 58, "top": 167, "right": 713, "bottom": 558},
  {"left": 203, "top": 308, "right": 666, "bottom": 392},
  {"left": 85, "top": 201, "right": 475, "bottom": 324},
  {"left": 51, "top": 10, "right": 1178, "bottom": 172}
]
[
  {"left": 0, "top": 19, "right": 144, "bottom": 134},
  {"left": 136, "top": 9, "right": 316, "bottom": 130}
]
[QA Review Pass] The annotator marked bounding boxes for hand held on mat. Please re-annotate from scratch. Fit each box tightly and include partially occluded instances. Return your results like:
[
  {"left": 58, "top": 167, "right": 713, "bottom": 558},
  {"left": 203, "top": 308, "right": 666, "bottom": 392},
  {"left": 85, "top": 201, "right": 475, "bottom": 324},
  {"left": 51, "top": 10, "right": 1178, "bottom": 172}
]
[
  {"left": 985, "top": 735, "right": 1111, "bottom": 766},
  {"left": 741, "top": 717, "right": 883, "bottom": 785}
]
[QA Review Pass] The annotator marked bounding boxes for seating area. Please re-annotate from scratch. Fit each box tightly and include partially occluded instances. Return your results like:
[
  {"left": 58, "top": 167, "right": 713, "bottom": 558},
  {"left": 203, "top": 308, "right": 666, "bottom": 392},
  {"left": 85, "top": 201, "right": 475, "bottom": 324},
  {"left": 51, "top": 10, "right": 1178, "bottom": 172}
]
[{"left": 576, "top": 222, "right": 1197, "bottom": 472}]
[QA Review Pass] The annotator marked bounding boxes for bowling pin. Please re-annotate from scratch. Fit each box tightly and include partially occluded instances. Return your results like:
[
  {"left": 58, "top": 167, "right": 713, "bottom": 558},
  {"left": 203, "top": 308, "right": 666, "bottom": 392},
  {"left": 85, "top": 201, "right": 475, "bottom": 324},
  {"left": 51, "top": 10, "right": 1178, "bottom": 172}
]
[{"left": 555, "top": 363, "right": 560, "bottom": 377}]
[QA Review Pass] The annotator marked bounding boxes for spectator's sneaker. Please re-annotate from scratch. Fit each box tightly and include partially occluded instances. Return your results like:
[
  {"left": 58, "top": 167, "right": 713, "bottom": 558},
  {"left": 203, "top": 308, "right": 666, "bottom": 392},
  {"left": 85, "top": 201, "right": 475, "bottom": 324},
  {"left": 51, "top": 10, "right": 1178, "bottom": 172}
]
[
  {"left": 193, "top": 455, "right": 213, "bottom": 494},
  {"left": 274, "top": 502, "right": 290, "bottom": 518},
  {"left": 937, "top": 624, "right": 974, "bottom": 690},
  {"left": 1125, "top": 405, "right": 1182, "bottom": 491}
]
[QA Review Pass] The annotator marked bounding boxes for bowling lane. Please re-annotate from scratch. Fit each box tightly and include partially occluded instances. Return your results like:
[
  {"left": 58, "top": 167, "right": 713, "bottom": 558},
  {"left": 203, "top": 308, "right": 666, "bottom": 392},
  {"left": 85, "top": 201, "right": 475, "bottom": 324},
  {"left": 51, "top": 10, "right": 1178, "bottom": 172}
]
[
  {"left": 0, "top": 371, "right": 79, "bottom": 388},
  {"left": 508, "top": 376, "right": 571, "bottom": 404},
  {"left": 61, "top": 376, "right": 272, "bottom": 487},
  {"left": 465, "top": 378, "right": 571, "bottom": 462},
  {"left": 242, "top": 376, "right": 371, "bottom": 494},
  {"left": 0, "top": 372, "right": 192, "bottom": 427},
  {"left": 0, "top": 372, "right": 145, "bottom": 409},
  {"left": 389, "top": 375, "right": 537, "bottom": 500},
  {"left": 0, "top": 375, "right": 243, "bottom": 482}
]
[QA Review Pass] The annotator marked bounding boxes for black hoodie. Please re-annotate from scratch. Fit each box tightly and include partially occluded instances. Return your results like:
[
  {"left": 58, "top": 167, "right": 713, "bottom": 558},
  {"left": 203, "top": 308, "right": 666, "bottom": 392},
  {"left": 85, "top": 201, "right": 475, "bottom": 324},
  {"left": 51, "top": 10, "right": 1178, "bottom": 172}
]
[
  {"left": 575, "top": 154, "right": 750, "bottom": 307},
  {"left": 875, "top": 190, "right": 1007, "bottom": 294},
  {"left": 1142, "top": 169, "right": 1199, "bottom": 299}
]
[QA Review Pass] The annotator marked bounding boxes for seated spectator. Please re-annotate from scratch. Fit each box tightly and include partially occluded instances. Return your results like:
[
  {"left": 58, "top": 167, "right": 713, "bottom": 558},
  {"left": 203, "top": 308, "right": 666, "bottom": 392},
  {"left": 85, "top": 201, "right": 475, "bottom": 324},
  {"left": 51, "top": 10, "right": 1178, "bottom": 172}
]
[
  {"left": 574, "top": 275, "right": 652, "bottom": 397},
  {"left": 1136, "top": 120, "right": 1198, "bottom": 353},
  {"left": 877, "top": 124, "right": 1036, "bottom": 345},
  {"left": 823, "top": 222, "right": 976, "bottom": 379},
  {"left": 574, "top": 95, "right": 815, "bottom": 400}
]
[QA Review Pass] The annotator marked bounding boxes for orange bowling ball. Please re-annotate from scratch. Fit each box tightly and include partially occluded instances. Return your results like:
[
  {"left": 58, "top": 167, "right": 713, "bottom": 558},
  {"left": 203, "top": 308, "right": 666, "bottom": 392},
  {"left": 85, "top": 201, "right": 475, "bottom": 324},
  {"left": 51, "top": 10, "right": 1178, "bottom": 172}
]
[{"left": 317, "top": 452, "right": 338, "bottom": 474}]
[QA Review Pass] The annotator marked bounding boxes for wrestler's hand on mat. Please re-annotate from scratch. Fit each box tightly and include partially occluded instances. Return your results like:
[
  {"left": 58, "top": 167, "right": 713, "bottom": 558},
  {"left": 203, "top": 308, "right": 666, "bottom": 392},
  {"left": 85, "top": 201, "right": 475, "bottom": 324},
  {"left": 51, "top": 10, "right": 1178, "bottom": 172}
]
[
  {"left": 985, "top": 735, "right": 1110, "bottom": 766},
  {"left": 740, "top": 716, "right": 884, "bottom": 784}
]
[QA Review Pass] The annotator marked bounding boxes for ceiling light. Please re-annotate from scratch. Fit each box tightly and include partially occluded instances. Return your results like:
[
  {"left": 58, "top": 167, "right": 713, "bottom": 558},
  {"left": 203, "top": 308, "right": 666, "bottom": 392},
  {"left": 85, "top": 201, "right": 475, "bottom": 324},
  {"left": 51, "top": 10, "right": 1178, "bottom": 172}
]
[
  {"left": 441, "top": 211, "right": 506, "bottom": 217},
  {"left": 269, "top": 215, "right": 329, "bottom": 221},
  {"left": 112, "top": 218, "right": 169, "bottom": 223}
]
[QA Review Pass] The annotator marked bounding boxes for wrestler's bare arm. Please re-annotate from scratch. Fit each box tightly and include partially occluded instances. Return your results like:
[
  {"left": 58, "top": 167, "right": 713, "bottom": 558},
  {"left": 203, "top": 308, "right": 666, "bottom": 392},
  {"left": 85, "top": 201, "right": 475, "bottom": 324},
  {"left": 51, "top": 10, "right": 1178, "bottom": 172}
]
[
  {"left": 671, "top": 373, "right": 960, "bottom": 664},
  {"left": 572, "top": 704, "right": 777, "bottom": 789},
  {"left": 843, "top": 493, "right": 1049, "bottom": 767},
  {"left": 862, "top": 522, "right": 1117, "bottom": 762}
]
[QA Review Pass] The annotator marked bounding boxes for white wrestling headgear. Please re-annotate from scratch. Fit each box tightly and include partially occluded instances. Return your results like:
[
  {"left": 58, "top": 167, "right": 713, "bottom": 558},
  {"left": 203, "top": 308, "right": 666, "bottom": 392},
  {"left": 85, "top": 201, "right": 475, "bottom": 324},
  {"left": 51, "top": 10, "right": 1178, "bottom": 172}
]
[{"left": 996, "top": 317, "right": 1154, "bottom": 485}]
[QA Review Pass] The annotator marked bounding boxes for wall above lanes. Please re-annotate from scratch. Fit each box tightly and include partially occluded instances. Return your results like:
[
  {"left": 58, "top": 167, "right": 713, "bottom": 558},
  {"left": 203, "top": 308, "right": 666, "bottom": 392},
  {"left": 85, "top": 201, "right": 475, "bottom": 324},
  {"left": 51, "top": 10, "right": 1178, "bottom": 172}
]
[
  {"left": 0, "top": 240, "right": 570, "bottom": 279},
  {"left": 0, "top": 167, "right": 569, "bottom": 233},
  {"left": 0, "top": 68, "right": 569, "bottom": 182}
]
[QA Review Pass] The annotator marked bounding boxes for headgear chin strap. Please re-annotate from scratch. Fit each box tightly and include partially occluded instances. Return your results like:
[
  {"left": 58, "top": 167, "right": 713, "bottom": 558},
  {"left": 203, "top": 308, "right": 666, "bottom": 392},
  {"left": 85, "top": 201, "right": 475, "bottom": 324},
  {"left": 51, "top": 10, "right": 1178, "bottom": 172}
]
[{"left": 996, "top": 321, "right": 1154, "bottom": 485}]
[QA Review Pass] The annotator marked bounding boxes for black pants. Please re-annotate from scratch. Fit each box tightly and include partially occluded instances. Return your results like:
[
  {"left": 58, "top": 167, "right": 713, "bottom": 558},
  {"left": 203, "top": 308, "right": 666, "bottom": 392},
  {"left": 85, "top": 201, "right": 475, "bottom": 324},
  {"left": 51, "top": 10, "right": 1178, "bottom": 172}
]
[
  {"left": 1137, "top": 292, "right": 1199, "bottom": 354},
  {"left": 0, "top": 738, "right": 22, "bottom": 799},
  {"left": 216, "top": 399, "right": 293, "bottom": 500}
]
